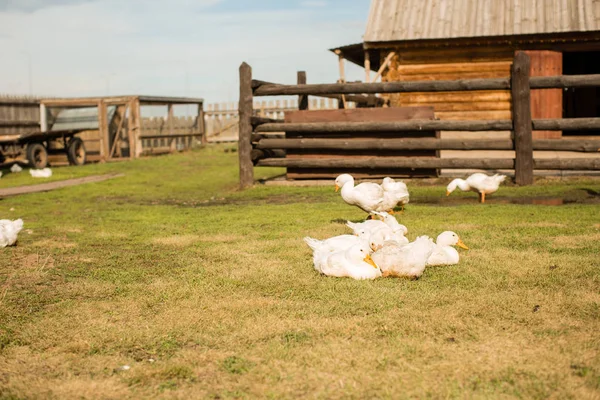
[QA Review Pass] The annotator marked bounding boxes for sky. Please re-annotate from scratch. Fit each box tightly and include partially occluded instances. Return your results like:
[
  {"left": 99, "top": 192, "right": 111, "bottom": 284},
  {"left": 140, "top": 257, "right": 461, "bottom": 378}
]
[{"left": 0, "top": 0, "right": 371, "bottom": 105}]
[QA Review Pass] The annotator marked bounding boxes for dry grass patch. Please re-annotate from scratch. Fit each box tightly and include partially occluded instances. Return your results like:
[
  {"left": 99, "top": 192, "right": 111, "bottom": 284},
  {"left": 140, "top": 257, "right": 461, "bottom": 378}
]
[{"left": 152, "top": 235, "right": 202, "bottom": 247}]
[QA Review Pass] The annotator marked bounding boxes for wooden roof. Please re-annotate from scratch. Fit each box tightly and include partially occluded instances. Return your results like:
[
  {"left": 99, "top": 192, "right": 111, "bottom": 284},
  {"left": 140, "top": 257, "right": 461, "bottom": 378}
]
[{"left": 365, "top": 0, "right": 600, "bottom": 43}]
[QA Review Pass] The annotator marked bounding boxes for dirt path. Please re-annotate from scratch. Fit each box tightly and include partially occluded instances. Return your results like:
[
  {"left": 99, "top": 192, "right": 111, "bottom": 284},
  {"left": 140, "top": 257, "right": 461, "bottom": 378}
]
[{"left": 0, "top": 173, "right": 124, "bottom": 197}]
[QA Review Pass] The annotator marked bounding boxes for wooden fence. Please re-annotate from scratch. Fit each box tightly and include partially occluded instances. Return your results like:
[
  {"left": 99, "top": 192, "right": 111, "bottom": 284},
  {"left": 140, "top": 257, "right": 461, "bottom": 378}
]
[
  {"left": 238, "top": 51, "right": 600, "bottom": 188},
  {"left": 203, "top": 98, "right": 352, "bottom": 142}
]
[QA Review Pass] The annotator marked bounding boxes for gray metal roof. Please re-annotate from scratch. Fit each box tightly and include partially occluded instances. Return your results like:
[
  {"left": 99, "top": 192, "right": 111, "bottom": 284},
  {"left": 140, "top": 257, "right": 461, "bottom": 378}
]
[
  {"left": 50, "top": 106, "right": 117, "bottom": 131},
  {"left": 364, "top": 0, "right": 600, "bottom": 43}
]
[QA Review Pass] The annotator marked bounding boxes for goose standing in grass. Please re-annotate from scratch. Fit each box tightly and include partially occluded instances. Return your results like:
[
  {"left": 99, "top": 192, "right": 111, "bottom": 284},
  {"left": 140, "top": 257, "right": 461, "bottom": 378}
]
[
  {"left": 371, "top": 236, "right": 436, "bottom": 279},
  {"left": 381, "top": 177, "right": 410, "bottom": 212},
  {"left": 335, "top": 174, "right": 384, "bottom": 218},
  {"left": 0, "top": 219, "right": 24, "bottom": 248},
  {"left": 319, "top": 242, "right": 381, "bottom": 280},
  {"left": 446, "top": 173, "right": 506, "bottom": 203},
  {"left": 427, "top": 231, "right": 469, "bottom": 266}
]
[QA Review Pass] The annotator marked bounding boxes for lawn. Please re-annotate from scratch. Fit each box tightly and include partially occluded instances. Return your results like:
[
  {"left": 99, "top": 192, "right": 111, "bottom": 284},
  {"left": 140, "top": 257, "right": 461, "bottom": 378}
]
[{"left": 0, "top": 144, "right": 599, "bottom": 399}]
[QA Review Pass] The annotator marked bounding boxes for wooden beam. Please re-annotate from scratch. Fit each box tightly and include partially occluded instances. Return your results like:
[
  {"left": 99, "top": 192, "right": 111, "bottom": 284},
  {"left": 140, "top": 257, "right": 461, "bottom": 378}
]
[
  {"left": 297, "top": 71, "right": 308, "bottom": 111},
  {"left": 132, "top": 98, "right": 142, "bottom": 158},
  {"left": 534, "top": 158, "right": 600, "bottom": 170},
  {"left": 255, "top": 120, "right": 513, "bottom": 133},
  {"left": 533, "top": 139, "right": 600, "bottom": 152},
  {"left": 315, "top": 93, "right": 385, "bottom": 107},
  {"left": 253, "top": 77, "right": 511, "bottom": 96},
  {"left": 167, "top": 104, "right": 175, "bottom": 152},
  {"left": 0, "top": 121, "right": 39, "bottom": 127},
  {"left": 139, "top": 133, "right": 205, "bottom": 139},
  {"left": 532, "top": 118, "right": 600, "bottom": 131},
  {"left": 530, "top": 74, "right": 600, "bottom": 89},
  {"left": 127, "top": 99, "right": 136, "bottom": 159},
  {"left": 256, "top": 157, "right": 515, "bottom": 169},
  {"left": 97, "top": 100, "right": 110, "bottom": 162},
  {"left": 512, "top": 51, "right": 534, "bottom": 185},
  {"left": 239, "top": 62, "right": 254, "bottom": 189},
  {"left": 372, "top": 52, "right": 396, "bottom": 82},
  {"left": 256, "top": 138, "right": 514, "bottom": 150},
  {"left": 197, "top": 103, "right": 206, "bottom": 145}
]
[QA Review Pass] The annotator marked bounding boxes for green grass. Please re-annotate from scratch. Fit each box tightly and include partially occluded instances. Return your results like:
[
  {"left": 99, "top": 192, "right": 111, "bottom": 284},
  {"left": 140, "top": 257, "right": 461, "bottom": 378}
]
[{"left": 0, "top": 144, "right": 599, "bottom": 399}]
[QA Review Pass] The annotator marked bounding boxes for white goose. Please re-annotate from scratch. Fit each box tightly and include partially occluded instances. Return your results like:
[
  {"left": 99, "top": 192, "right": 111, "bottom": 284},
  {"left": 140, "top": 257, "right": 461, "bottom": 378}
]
[
  {"left": 426, "top": 231, "right": 469, "bottom": 266},
  {"left": 446, "top": 173, "right": 506, "bottom": 203},
  {"left": 371, "top": 236, "right": 436, "bottom": 279},
  {"left": 304, "top": 234, "right": 368, "bottom": 273},
  {"left": 381, "top": 177, "right": 410, "bottom": 212},
  {"left": 335, "top": 174, "right": 384, "bottom": 217},
  {"left": 319, "top": 242, "right": 381, "bottom": 280},
  {"left": 0, "top": 219, "right": 24, "bottom": 248}
]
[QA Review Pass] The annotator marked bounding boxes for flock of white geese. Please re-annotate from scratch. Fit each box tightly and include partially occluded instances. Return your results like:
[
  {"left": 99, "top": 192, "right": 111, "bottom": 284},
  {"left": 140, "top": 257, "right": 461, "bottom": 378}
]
[{"left": 304, "top": 172, "right": 506, "bottom": 280}]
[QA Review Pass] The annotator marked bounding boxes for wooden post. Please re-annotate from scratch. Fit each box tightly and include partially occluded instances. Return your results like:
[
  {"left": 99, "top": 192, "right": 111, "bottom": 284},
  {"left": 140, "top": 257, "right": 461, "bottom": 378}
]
[
  {"left": 511, "top": 51, "right": 534, "bottom": 185},
  {"left": 364, "top": 51, "right": 371, "bottom": 83},
  {"left": 167, "top": 104, "right": 175, "bottom": 152},
  {"left": 335, "top": 50, "right": 347, "bottom": 109},
  {"left": 297, "top": 71, "right": 308, "bottom": 111},
  {"left": 127, "top": 98, "right": 136, "bottom": 158},
  {"left": 97, "top": 100, "right": 109, "bottom": 162},
  {"left": 132, "top": 97, "right": 143, "bottom": 158},
  {"left": 239, "top": 62, "right": 254, "bottom": 189},
  {"left": 197, "top": 102, "right": 206, "bottom": 145},
  {"left": 39, "top": 103, "right": 47, "bottom": 132}
]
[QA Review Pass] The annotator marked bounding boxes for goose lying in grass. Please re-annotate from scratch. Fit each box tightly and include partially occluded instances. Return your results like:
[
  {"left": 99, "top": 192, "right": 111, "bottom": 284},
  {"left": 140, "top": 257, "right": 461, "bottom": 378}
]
[
  {"left": 304, "top": 234, "right": 368, "bottom": 273},
  {"left": 318, "top": 242, "right": 381, "bottom": 280},
  {"left": 371, "top": 235, "right": 436, "bottom": 279},
  {"left": 446, "top": 173, "right": 506, "bottom": 203},
  {"left": 427, "top": 231, "right": 469, "bottom": 266},
  {"left": 346, "top": 212, "right": 407, "bottom": 235},
  {"left": 0, "top": 219, "right": 24, "bottom": 248},
  {"left": 381, "top": 177, "right": 410, "bottom": 212}
]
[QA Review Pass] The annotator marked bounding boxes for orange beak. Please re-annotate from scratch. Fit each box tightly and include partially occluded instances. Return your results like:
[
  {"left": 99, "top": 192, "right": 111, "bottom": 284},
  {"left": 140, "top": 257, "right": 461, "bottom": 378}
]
[
  {"left": 456, "top": 239, "right": 469, "bottom": 250},
  {"left": 446, "top": 190, "right": 451, "bottom": 196},
  {"left": 364, "top": 254, "right": 378, "bottom": 269},
  {"left": 335, "top": 184, "right": 340, "bottom": 192}
]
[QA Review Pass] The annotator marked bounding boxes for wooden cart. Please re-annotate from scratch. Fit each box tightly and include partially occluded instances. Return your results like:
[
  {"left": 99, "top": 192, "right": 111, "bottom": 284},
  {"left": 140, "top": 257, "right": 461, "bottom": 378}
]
[{"left": 0, "top": 129, "right": 86, "bottom": 169}]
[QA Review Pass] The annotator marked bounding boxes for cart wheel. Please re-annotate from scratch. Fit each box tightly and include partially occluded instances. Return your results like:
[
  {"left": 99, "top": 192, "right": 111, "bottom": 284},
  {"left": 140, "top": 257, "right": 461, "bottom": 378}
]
[
  {"left": 67, "top": 137, "right": 86, "bottom": 166},
  {"left": 26, "top": 143, "right": 48, "bottom": 169}
]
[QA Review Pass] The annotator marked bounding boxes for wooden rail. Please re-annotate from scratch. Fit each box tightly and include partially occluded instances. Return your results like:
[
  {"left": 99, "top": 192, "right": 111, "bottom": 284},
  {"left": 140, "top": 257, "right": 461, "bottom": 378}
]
[
  {"left": 238, "top": 52, "right": 600, "bottom": 188},
  {"left": 252, "top": 74, "right": 600, "bottom": 97},
  {"left": 255, "top": 138, "right": 600, "bottom": 152}
]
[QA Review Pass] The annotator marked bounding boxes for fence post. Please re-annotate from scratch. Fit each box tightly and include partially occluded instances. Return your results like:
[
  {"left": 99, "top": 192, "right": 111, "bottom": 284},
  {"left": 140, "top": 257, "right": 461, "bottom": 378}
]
[
  {"left": 297, "top": 71, "right": 308, "bottom": 111},
  {"left": 239, "top": 62, "right": 254, "bottom": 189},
  {"left": 511, "top": 51, "right": 534, "bottom": 185},
  {"left": 197, "top": 102, "right": 206, "bottom": 145}
]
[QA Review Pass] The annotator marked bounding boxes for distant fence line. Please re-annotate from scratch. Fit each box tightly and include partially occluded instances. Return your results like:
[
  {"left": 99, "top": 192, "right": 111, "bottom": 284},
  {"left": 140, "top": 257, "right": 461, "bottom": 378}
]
[{"left": 0, "top": 95, "right": 348, "bottom": 144}]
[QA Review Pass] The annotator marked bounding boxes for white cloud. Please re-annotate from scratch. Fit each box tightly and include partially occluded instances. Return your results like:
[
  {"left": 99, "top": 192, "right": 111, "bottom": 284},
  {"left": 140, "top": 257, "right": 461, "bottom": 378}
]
[{"left": 0, "top": 0, "right": 368, "bottom": 103}]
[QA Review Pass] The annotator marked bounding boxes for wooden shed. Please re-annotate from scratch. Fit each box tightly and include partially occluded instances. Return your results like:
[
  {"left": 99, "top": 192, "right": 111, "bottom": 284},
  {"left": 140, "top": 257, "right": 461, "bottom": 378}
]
[
  {"left": 39, "top": 95, "right": 205, "bottom": 163},
  {"left": 332, "top": 0, "right": 600, "bottom": 142}
]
